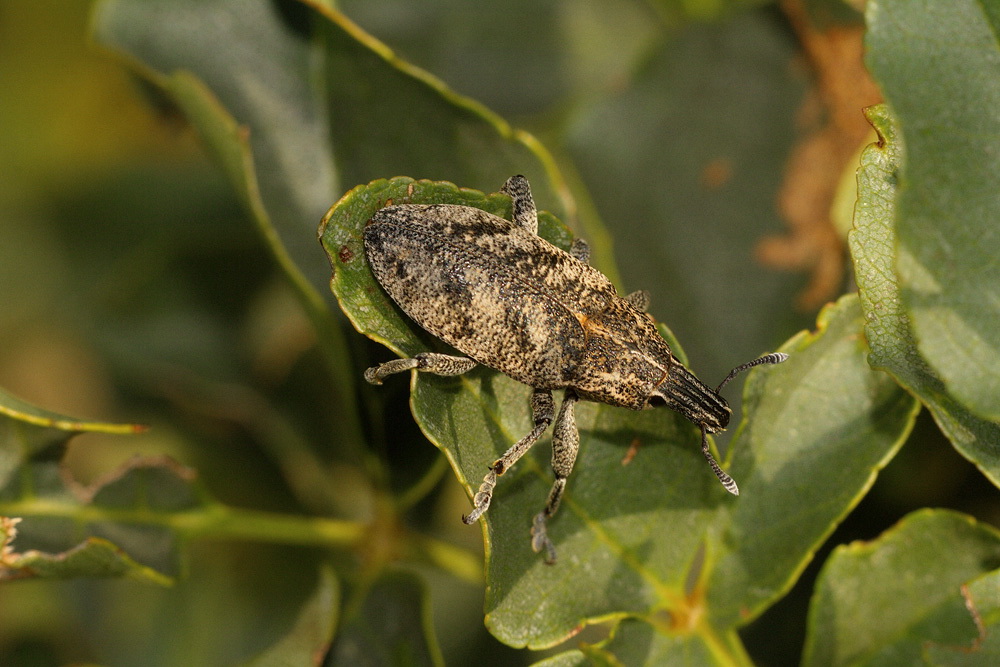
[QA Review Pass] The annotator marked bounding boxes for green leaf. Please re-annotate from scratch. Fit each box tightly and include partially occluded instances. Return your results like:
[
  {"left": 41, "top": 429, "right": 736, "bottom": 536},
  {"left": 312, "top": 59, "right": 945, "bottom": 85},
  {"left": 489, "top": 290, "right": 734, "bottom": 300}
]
[
  {"left": 313, "top": 4, "right": 572, "bottom": 219},
  {"left": 0, "top": 389, "right": 170, "bottom": 584},
  {"left": 0, "top": 385, "right": 144, "bottom": 491},
  {"left": 92, "top": 0, "right": 591, "bottom": 462},
  {"left": 865, "top": 0, "right": 1000, "bottom": 421},
  {"left": 925, "top": 569, "right": 1000, "bottom": 665},
  {"left": 803, "top": 509, "right": 1000, "bottom": 666},
  {"left": 0, "top": 523, "right": 171, "bottom": 586},
  {"left": 2, "top": 456, "right": 197, "bottom": 579},
  {"left": 93, "top": 0, "right": 367, "bottom": 457},
  {"left": 338, "top": 0, "right": 580, "bottom": 116},
  {"left": 92, "top": 0, "right": 338, "bottom": 288},
  {"left": 531, "top": 650, "right": 589, "bottom": 667},
  {"left": 705, "top": 295, "right": 919, "bottom": 627},
  {"left": 850, "top": 104, "right": 1000, "bottom": 487},
  {"left": 586, "top": 617, "right": 748, "bottom": 666},
  {"left": 93, "top": 0, "right": 578, "bottom": 288},
  {"left": 322, "top": 171, "right": 918, "bottom": 653},
  {"left": 1, "top": 450, "right": 365, "bottom": 579},
  {"left": 241, "top": 566, "right": 339, "bottom": 667},
  {"left": 0, "top": 388, "right": 366, "bottom": 584},
  {"left": 329, "top": 570, "right": 443, "bottom": 666}
]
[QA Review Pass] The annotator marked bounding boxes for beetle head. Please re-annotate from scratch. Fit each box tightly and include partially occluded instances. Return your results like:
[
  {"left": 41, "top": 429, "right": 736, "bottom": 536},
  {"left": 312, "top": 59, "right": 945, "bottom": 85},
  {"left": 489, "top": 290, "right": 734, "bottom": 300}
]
[
  {"left": 651, "top": 361, "right": 731, "bottom": 433},
  {"left": 651, "top": 352, "right": 789, "bottom": 496}
]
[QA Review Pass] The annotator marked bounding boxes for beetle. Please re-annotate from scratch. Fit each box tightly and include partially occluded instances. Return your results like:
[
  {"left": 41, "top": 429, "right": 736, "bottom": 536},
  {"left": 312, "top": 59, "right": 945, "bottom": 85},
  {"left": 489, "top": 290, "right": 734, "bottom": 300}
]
[{"left": 362, "top": 175, "right": 787, "bottom": 563}]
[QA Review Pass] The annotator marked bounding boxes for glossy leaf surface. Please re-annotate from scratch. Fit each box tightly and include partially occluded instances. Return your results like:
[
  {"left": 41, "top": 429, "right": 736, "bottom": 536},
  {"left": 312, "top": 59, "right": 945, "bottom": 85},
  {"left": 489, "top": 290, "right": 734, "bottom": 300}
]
[
  {"left": 850, "top": 104, "right": 1000, "bottom": 487},
  {"left": 804, "top": 509, "right": 1000, "bottom": 666},
  {"left": 866, "top": 0, "right": 1000, "bottom": 421}
]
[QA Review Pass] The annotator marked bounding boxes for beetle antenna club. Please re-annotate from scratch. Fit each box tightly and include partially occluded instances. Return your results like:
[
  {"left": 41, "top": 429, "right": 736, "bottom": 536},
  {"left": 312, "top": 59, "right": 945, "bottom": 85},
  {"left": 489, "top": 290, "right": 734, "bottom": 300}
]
[
  {"left": 360, "top": 174, "right": 788, "bottom": 564},
  {"left": 715, "top": 352, "right": 789, "bottom": 394}
]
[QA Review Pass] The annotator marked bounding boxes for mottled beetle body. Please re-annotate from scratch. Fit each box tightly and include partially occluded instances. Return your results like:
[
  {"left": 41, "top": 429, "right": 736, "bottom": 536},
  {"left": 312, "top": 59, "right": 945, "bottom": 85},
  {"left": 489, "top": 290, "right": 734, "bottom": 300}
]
[
  {"left": 363, "top": 176, "right": 786, "bottom": 563},
  {"left": 366, "top": 204, "right": 726, "bottom": 423}
]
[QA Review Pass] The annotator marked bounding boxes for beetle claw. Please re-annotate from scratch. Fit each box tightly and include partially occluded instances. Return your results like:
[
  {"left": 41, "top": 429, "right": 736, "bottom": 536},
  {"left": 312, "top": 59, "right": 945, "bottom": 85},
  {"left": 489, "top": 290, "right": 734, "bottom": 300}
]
[
  {"left": 462, "top": 468, "right": 497, "bottom": 524},
  {"left": 531, "top": 512, "right": 558, "bottom": 564}
]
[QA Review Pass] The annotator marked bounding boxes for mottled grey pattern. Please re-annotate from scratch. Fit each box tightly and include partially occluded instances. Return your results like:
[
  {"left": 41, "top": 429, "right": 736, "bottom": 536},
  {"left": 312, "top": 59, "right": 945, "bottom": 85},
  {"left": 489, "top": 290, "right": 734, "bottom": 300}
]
[
  {"left": 365, "top": 204, "right": 613, "bottom": 389},
  {"left": 360, "top": 175, "right": 788, "bottom": 563}
]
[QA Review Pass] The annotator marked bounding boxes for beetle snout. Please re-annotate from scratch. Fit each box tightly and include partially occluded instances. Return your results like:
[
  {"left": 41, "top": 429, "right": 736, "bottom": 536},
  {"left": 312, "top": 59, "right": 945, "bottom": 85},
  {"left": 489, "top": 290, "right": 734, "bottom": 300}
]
[
  {"left": 652, "top": 362, "right": 731, "bottom": 433},
  {"left": 700, "top": 406, "right": 731, "bottom": 434}
]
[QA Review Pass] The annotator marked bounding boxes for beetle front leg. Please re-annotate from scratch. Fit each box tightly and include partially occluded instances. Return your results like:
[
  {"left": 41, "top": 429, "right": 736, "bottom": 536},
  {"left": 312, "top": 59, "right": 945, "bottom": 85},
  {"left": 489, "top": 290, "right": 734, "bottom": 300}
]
[
  {"left": 531, "top": 390, "right": 580, "bottom": 565},
  {"left": 462, "top": 389, "right": 554, "bottom": 524},
  {"left": 363, "top": 352, "right": 478, "bottom": 385}
]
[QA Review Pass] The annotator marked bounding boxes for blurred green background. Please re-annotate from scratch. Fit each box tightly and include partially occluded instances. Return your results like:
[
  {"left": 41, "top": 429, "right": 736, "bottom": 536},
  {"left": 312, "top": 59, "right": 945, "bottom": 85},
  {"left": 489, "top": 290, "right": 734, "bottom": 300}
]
[{"left": 1, "top": 1, "right": 997, "bottom": 665}]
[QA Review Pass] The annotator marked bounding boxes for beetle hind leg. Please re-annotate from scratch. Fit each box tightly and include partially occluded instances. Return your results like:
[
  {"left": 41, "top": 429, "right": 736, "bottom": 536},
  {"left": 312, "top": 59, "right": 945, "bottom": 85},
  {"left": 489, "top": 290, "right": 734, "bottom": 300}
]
[
  {"left": 363, "top": 352, "right": 477, "bottom": 385},
  {"left": 463, "top": 390, "right": 554, "bottom": 524},
  {"left": 531, "top": 390, "right": 580, "bottom": 565}
]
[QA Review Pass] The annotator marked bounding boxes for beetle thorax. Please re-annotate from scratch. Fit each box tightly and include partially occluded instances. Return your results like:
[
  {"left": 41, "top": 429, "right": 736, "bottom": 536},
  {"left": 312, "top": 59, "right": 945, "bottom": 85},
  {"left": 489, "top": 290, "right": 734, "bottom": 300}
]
[{"left": 568, "top": 299, "right": 677, "bottom": 409}]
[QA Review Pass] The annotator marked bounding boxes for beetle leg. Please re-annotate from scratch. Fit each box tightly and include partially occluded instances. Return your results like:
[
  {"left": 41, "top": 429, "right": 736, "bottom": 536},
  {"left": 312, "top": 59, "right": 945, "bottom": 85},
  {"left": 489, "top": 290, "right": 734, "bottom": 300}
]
[
  {"left": 569, "top": 238, "right": 591, "bottom": 264},
  {"left": 363, "top": 352, "right": 477, "bottom": 385},
  {"left": 701, "top": 426, "right": 739, "bottom": 495},
  {"left": 462, "top": 389, "right": 554, "bottom": 524},
  {"left": 500, "top": 175, "right": 538, "bottom": 235},
  {"left": 624, "top": 289, "right": 650, "bottom": 312},
  {"left": 531, "top": 390, "right": 580, "bottom": 565}
]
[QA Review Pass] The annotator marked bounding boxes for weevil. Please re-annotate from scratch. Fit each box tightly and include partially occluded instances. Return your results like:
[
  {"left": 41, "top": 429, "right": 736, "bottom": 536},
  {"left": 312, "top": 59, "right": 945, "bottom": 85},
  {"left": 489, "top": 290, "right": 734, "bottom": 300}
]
[{"left": 362, "top": 176, "right": 787, "bottom": 564}]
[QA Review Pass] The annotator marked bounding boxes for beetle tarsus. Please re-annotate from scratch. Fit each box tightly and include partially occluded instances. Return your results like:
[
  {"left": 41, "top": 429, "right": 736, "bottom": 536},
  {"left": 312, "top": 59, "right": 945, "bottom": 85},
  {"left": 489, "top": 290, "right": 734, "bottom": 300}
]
[
  {"left": 364, "top": 357, "right": 417, "bottom": 385},
  {"left": 531, "top": 511, "right": 558, "bottom": 564},
  {"left": 462, "top": 467, "right": 498, "bottom": 524},
  {"left": 462, "top": 389, "right": 555, "bottom": 524}
]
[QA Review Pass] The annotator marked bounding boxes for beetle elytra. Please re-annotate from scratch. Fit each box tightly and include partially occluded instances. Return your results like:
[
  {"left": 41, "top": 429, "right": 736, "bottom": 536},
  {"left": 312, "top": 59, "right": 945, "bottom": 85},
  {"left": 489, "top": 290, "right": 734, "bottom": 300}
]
[{"left": 362, "top": 176, "right": 787, "bottom": 564}]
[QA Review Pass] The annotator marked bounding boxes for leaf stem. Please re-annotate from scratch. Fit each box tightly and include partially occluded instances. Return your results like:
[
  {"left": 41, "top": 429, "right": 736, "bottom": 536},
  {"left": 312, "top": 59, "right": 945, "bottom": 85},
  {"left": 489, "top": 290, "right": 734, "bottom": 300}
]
[
  {"left": 1, "top": 498, "right": 365, "bottom": 549},
  {"left": 1, "top": 498, "right": 483, "bottom": 583},
  {"left": 395, "top": 452, "right": 450, "bottom": 513},
  {"left": 165, "top": 71, "right": 368, "bottom": 460},
  {"left": 410, "top": 532, "right": 482, "bottom": 585}
]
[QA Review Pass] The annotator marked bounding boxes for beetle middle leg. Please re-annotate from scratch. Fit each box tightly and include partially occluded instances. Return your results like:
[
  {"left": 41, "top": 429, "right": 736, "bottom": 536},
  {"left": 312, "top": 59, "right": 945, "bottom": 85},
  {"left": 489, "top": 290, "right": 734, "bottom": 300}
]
[
  {"left": 531, "top": 390, "right": 580, "bottom": 565},
  {"left": 364, "top": 352, "right": 478, "bottom": 385},
  {"left": 462, "top": 389, "right": 554, "bottom": 524}
]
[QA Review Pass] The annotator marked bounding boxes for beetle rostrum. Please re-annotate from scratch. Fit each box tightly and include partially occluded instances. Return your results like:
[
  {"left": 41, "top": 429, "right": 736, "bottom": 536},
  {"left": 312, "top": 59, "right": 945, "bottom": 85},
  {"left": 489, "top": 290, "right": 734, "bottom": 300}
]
[{"left": 362, "top": 175, "right": 788, "bottom": 564}]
